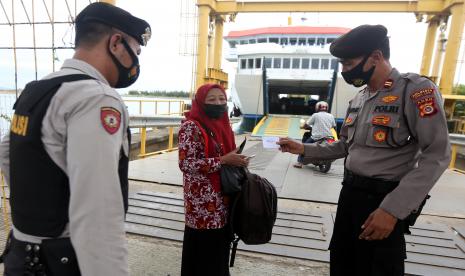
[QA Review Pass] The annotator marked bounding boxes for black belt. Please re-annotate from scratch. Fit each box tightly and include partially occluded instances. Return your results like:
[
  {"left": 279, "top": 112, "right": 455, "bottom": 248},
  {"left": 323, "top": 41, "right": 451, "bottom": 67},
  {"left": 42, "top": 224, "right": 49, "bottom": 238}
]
[{"left": 343, "top": 170, "right": 399, "bottom": 195}]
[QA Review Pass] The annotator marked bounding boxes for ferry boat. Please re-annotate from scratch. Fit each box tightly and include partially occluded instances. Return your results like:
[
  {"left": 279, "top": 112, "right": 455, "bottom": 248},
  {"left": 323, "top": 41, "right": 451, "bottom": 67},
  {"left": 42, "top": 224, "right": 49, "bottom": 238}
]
[{"left": 224, "top": 26, "right": 359, "bottom": 137}]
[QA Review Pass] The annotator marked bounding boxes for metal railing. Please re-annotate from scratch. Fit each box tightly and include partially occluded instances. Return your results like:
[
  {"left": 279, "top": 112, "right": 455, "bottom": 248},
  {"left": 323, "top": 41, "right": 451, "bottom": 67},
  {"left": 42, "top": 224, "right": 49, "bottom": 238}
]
[
  {"left": 124, "top": 99, "right": 187, "bottom": 116},
  {"left": 449, "top": 134, "right": 465, "bottom": 173},
  {"left": 129, "top": 115, "right": 184, "bottom": 158},
  {"left": 129, "top": 115, "right": 240, "bottom": 159},
  {"left": 0, "top": 170, "right": 10, "bottom": 233}
]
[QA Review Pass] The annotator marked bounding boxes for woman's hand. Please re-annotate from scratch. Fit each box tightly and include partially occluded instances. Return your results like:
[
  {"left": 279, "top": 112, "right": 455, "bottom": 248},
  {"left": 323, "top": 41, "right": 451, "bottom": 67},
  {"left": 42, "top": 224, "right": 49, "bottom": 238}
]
[{"left": 220, "top": 149, "right": 249, "bottom": 167}]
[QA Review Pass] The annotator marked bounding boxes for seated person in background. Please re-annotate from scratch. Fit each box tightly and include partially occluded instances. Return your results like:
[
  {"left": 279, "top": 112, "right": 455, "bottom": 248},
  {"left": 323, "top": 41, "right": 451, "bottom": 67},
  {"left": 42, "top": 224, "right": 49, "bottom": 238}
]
[{"left": 294, "top": 101, "right": 336, "bottom": 168}]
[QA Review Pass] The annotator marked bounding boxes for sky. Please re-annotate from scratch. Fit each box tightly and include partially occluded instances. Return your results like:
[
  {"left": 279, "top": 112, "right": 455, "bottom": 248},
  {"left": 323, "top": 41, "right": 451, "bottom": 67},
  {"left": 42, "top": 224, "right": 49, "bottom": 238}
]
[{"left": 0, "top": 0, "right": 464, "bottom": 93}]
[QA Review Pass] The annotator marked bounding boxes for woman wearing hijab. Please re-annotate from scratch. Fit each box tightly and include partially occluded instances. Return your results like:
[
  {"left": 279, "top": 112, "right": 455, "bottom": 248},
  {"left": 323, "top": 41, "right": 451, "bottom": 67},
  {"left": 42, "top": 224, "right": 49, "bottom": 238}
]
[{"left": 178, "top": 83, "right": 248, "bottom": 276}]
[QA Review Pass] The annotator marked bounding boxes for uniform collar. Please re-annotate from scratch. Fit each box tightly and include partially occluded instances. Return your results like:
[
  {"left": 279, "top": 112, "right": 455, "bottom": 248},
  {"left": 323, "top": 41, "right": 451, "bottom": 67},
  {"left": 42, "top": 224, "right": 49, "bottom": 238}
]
[{"left": 61, "top": 59, "right": 109, "bottom": 86}]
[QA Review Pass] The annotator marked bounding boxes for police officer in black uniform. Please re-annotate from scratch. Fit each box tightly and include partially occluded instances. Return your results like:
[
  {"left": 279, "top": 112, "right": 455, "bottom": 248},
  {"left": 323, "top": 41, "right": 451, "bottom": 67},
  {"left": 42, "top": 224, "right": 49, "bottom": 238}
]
[
  {"left": 278, "top": 25, "right": 450, "bottom": 275},
  {"left": 0, "top": 3, "right": 150, "bottom": 275}
]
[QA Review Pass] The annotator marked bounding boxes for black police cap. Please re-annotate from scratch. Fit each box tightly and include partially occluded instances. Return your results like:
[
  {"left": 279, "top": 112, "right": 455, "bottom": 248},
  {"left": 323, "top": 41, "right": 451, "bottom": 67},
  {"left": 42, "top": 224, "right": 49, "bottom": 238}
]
[
  {"left": 329, "top": 24, "right": 388, "bottom": 59},
  {"left": 76, "top": 2, "right": 151, "bottom": 46}
]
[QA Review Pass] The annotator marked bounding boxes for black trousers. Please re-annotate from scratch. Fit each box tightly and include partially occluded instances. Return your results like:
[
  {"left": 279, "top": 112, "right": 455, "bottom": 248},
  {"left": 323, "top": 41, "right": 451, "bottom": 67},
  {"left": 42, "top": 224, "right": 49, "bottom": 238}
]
[
  {"left": 181, "top": 225, "right": 231, "bottom": 276},
  {"left": 329, "top": 185, "right": 406, "bottom": 276},
  {"left": 2, "top": 234, "right": 46, "bottom": 276}
]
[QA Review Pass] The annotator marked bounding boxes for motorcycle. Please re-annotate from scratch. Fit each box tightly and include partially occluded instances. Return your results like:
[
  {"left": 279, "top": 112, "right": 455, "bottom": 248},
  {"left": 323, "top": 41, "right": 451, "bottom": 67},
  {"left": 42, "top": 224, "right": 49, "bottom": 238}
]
[
  {"left": 301, "top": 129, "right": 336, "bottom": 173},
  {"left": 309, "top": 136, "right": 336, "bottom": 173}
]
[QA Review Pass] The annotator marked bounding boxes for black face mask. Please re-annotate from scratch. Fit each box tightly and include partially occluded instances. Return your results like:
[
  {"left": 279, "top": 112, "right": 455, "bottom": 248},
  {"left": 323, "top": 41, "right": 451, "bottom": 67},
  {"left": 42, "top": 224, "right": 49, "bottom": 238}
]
[
  {"left": 341, "top": 55, "right": 375, "bottom": 87},
  {"left": 108, "top": 38, "right": 140, "bottom": 88},
  {"left": 204, "top": 104, "right": 227, "bottom": 119}
]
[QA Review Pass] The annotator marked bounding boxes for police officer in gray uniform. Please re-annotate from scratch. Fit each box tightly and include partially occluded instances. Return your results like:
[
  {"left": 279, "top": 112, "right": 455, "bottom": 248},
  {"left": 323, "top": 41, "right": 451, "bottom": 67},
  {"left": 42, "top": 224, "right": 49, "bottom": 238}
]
[
  {"left": 0, "top": 3, "right": 150, "bottom": 275},
  {"left": 278, "top": 25, "right": 451, "bottom": 275}
]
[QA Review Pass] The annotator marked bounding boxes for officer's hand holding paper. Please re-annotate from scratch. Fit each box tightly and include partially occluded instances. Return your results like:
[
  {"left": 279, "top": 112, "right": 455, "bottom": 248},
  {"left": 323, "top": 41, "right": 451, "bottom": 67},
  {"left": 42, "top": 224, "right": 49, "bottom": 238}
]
[
  {"left": 276, "top": 137, "right": 305, "bottom": 154},
  {"left": 262, "top": 136, "right": 281, "bottom": 149}
]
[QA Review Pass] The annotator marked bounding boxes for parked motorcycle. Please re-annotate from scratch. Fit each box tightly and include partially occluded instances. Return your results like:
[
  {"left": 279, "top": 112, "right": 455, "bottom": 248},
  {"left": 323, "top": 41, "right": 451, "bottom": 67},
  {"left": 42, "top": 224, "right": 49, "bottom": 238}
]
[
  {"left": 300, "top": 129, "right": 336, "bottom": 173},
  {"left": 309, "top": 136, "right": 336, "bottom": 173}
]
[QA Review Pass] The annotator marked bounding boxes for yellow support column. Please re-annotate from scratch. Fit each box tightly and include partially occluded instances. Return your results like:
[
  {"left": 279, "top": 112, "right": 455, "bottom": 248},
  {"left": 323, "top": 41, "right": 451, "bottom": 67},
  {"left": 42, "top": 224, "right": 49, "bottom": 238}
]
[
  {"left": 420, "top": 19, "right": 439, "bottom": 76},
  {"left": 168, "top": 127, "right": 174, "bottom": 150},
  {"left": 449, "top": 144, "right": 457, "bottom": 169},
  {"left": 196, "top": 4, "right": 211, "bottom": 89},
  {"left": 439, "top": 3, "right": 465, "bottom": 95},
  {"left": 140, "top": 128, "right": 147, "bottom": 156},
  {"left": 431, "top": 31, "right": 446, "bottom": 83},
  {"left": 213, "top": 15, "right": 224, "bottom": 70},
  {"left": 99, "top": 0, "right": 116, "bottom": 4}
]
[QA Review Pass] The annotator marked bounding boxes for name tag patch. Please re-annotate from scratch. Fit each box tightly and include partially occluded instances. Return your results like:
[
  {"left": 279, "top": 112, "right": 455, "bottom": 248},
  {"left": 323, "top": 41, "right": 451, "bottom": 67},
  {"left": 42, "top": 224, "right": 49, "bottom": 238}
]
[
  {"left": 374, "top": 105, "right": 399, "bottom": 113},
  {"left": 10, "top": 114, "right": 29, "bottom": 136}
]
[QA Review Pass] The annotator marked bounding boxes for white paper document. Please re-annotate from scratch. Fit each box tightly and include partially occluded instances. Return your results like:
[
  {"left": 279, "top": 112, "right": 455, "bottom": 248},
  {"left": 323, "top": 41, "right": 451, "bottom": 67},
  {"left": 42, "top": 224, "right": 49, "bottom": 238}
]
[{"left": 262, "top": 136, "right": 280, "bottom": 149}]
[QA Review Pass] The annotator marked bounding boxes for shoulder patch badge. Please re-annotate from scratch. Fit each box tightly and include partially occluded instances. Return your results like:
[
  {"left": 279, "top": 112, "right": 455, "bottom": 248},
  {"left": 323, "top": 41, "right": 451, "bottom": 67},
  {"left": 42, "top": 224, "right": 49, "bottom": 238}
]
[
  {"left": 100, "top": 107, "right": 121, "bottom": 134},
  {"left": 410, "top": 88, "right": 434, "bottom": 100},
  {"left": 372, "top": 115, "right": 391, "bottom": 126},
  {"left": 382, "top": 95, "right": 398, "bottom": 103},
  {"left": 345, "top": 117, "right": 353, "bottom": 124},
  {"left": 416, "top": 97, "right": 437, "bottom": 117},
  {"left": 373, "top": 130, "right": 387, "bottom": 143}
]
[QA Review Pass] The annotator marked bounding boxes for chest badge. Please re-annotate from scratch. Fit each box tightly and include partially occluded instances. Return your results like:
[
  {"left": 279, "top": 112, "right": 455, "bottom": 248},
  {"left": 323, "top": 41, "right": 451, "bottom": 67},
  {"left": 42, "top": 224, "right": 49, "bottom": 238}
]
[
  {"left": 101, "top": 107, "right": 121, "bottom": 135},
  {"left": 382, "top": 95, "right": 399, "bottom": 103},
  {"left": 373, "top": 130, "right": 387, "bottom": 142},
  {"left": 372, "top": 115, "right": 391, "bottom": 126},
  {"left": 384, "top": 79, "right": 393, "bottom": 89}
]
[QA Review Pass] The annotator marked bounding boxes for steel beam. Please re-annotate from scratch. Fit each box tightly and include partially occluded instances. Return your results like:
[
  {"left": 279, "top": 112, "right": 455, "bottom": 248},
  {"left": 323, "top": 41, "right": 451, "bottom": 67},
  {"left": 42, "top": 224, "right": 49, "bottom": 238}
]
[
  {"left": 440, "top": 3, "right": 465, "bottom": 94},
  {"left": 213, "top": 15, "right": 224, "bottom": 70},
  {"left": 420, "top": 19, "right": 439, "bottom": 76},
  {"left": 195, "top": 4, "right": 211, "bottom": 89}
]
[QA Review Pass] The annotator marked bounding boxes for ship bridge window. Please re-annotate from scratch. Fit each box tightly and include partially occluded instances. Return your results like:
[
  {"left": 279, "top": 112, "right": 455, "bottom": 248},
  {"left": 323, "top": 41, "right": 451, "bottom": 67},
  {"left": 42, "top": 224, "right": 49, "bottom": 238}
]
[
  {"left": 229, "top": 41, "right": 237, "bottom": 48},
  {"left": 249, "top": 39, "right": 256, "bottom": 44},
  {"left": 273, "top": 58, "right": 282, "bottom": 68},
  {"left": 248, "top": 58, "right": 254, "bottom": 69},
  {"left": 290, "top": 38, "right": 297, "bottom": 45},
  {"left": 308, "top": 38, "right": 316, "bottom": 46},
  {"left": 292, "top": 58, "right": 300, "bottom": 69},
  {"left": 264, "top": 58, "right": 272, "bottom": 68},
  {"left": 240, "top": 59, "right": 246, "bottom": 69},
  {"left": 257, "top": 38, "right": 267, "bottom": 43},
  {"left": 269, "top": 37, "right": 279, "bottom": 44},
  {"left": 283, "top": 58, "right": 291, "bottom": 69},
  {"left": 331, "top": 59, "right": 338, "bottom": 70},
  {"left": 321, "top": 58, "right": 329, "bottom": 69},
  {"left": 311, "top": 58, "right": 319, "bottom": 69},
  {"left": 302, "top": 58, "right": 310, "bottom": 69},
  {"left": 280, "top": 38, "right": 288, "bottom": 45},
  {"left": 240, "top": 40, "right": 248, "bottom": 44},
  {"left": 317, "top": 38, "right": 325, "bottom": 46},
  {"left": 255, "top": 58, "right": 262, "bottom": 69},
  {"left": 326, "top": 38, "right": 335, "bottom": 44},
  {"left": 298, "top": 38, "right": 306, "bottom": 45}
]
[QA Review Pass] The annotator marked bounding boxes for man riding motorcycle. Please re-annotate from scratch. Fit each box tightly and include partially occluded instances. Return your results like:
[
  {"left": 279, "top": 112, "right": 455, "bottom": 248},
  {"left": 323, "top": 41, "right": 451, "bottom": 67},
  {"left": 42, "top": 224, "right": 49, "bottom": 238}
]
[{"left": 294, "top": 101, "right": 336, "bottom": 170}]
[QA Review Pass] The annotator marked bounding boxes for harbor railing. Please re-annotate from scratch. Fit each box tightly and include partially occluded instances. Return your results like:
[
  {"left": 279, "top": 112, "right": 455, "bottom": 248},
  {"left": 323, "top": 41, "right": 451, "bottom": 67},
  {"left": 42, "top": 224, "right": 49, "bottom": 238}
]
[{"left": 449, "top": 134, "right": 465, "bottom": 173}]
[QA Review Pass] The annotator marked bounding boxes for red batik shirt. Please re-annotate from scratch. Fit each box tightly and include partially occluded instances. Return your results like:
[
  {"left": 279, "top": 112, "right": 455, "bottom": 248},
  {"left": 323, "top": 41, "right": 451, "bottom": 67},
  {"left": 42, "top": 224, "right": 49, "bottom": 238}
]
[{"left": 178, "top": 120, "right": 229, "bottom": 229}]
